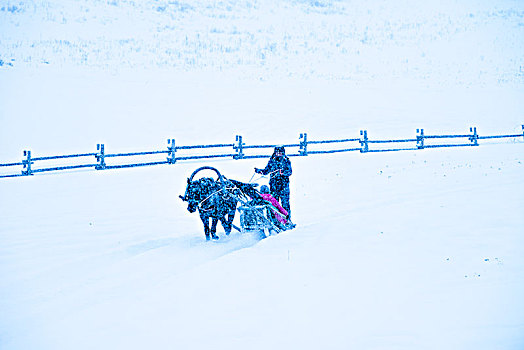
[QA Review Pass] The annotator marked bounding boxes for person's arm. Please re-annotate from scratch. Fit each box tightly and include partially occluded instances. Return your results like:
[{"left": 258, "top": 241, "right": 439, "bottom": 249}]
[
  {"left": 255, "top": 158, "right": 274, "bottom": 175},
  {"left": 279, "top": 158, "right": 292, "bottom": 177}
]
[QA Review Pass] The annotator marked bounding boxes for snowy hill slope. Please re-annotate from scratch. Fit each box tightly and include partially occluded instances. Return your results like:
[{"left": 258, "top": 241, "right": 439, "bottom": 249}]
[{"left": 1, "top": 144, "right": 523, "bottom": 349}]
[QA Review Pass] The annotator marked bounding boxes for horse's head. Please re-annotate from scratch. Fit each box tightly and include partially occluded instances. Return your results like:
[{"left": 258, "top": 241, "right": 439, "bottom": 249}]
[
  {"left": 181, "top": 179, "right": 202, "bottom": 213},
  {"left": 187, "top": 199, "right": 199, "bottom": 213},
  {"left": 180, "top": 177, "right": 218, "bottom": 213},
  {"left": 180, "top": 166, "right": 228, "bottom": 218}
]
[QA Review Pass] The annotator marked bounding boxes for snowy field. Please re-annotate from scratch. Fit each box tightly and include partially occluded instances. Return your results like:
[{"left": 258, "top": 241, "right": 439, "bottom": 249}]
[{"left": 1, "top": 1, "right": 524, "bottom": 349}]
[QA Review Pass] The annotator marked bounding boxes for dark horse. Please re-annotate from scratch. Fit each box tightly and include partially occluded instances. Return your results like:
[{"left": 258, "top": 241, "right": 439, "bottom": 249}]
[{"left": 179, "top": 166, "right": 238, "bottom": 240}]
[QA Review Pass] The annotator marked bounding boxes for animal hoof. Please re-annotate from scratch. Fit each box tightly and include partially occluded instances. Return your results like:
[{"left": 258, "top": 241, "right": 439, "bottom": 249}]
[
  {"left": 205, "top": 235, "right": 211, "bottom": 241},
  {"left": 212, "top": 235, "right": 219, "bottom": 240}
]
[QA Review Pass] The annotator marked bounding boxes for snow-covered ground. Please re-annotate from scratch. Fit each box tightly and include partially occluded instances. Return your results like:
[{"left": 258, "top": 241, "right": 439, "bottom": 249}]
[{"left": 1, "top": 1, "right": 524, "bottom": 349}]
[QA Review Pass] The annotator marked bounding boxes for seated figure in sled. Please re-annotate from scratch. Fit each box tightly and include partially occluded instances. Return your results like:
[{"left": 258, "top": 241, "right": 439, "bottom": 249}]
[{"left": 258, "top": 185, "right": 295, "bottom": 231}]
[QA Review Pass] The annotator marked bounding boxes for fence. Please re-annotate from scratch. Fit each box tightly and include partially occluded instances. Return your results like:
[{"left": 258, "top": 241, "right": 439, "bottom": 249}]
[{"left": 1, "top": 126, "right": 523, "bottom": 179}]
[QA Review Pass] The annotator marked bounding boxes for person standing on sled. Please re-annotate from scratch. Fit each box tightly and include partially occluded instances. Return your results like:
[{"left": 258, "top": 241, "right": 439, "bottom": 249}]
[{"left": 254, "top": 145, "right": 292, "bottom": 219}]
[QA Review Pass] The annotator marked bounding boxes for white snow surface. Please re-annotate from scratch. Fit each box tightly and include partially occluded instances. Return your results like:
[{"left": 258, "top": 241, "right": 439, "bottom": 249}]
[{"left": 1, "top": 1, "right": 524, "bottom": 349}]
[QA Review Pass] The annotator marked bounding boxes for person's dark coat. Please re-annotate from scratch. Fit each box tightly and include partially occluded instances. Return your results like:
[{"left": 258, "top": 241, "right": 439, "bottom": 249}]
[
  {"left": 255, "top": 146, "right": 292, "bottom": 215},
  {"left": 256, "top": 148, "right": 291, "bottom": 191}
]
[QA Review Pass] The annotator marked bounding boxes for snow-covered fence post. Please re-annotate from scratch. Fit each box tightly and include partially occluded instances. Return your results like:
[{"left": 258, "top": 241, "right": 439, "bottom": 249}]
[
  {"left": 417, "top": 129, "right": 425, "bottom": 149},
  {"left": 167, "top": 139, "right": 176, "bottom": 164},
  {"left": 299, "top": 133, "right": 308, "bottom": 156},
  {"left": 96, "top": 144, "right": 106, "bottom": 170},
  {"left": 234, "top": 135, "right": 244, "bottom": 159},
  {"left": 469, "top": 127, "right": 479, "bottom": 146},
  {"left": 359, "top": 130, "right": 369, "bottom": 153},
  {"left": 22, "top": 150, "right": 33, "bottom": 176}
]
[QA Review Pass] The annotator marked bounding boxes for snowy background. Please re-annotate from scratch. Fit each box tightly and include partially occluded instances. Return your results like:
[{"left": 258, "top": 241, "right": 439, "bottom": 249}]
[{"left": 1, "top": 0, "right": 524, "bottom": 349}]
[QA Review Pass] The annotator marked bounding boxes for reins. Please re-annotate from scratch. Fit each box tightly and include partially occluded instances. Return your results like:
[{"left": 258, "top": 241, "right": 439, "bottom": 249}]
[{"left": 249, "top": 169, "right": 280, "bottom": 184}]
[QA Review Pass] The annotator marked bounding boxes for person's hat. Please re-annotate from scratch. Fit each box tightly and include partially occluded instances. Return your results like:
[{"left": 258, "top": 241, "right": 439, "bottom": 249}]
[
  {"left": 260, "top": 185, "right": 270, "bottom": 194},
  {"left": 274, "top": 145, "right": 285, "bottom": 154}
]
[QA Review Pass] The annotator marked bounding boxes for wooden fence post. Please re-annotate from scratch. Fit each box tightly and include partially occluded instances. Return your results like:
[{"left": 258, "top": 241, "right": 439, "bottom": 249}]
[
  {"left": 234, "top": 135, "right": 244, "bottom": 159},
  {"left": 167, "top": 139, "right": 176, "bottom": 164},
  {"left": 22, "top": 150, "right": 33, "bottom": 175},
  {"left": 299, "top": 133, "right": 308, "bottom": 156},
  {"left": 96, "top": 144, "right": 106, "bottom": 170},
  {"left": 469, "top": 127, "right": 479, "bottom": 146},
  {"left": 359, "top": 130, "right": 368, "bottom": 153},
  {"left": 417, "top": 129, "right": 425, "bottom": 149}
]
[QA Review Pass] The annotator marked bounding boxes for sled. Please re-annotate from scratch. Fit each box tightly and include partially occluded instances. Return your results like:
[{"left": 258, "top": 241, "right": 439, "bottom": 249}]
[
  {"left": 228, "top": 179, "right": 295, "bottom": 236},
  {"left": 238, "top": 204, "right": 277, "bottom": 235}
]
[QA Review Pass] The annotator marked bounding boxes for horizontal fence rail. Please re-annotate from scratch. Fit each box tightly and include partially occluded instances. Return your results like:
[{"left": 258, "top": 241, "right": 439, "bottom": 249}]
[
  {"left": 1, "top": 126, "right": 522, "bottom": 179},
  {"left": 31, "top": 153, "right": 97, "bottom": 161}
]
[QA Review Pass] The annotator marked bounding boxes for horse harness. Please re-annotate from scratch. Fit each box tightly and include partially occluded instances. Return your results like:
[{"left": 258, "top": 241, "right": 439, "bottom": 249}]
[{"left": 196, "top": 183, "right": 237, "bottom": 212}]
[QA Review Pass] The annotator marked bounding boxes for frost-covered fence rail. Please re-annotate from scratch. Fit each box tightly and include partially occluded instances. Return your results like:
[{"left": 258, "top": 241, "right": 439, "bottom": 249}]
[
  {"left": 97, "top": 143, "right": 170, "bottom": 170},
  {"left": 1, "top": 126, "right": 523, "bottom": 178},
  {"left": 0, "top": 159, "right": 24, "bottom": 178},
  {"left": 299, "top": 133, "right": 361, "bottom": 155},
  {"left": 29, "top": 151, "right": 98, "bottom": 174},
  {"left": 417, "top": 127, "right": 481, "bottom": 149},
  {"left": 173, "top": 140, "right": 236, "bottom": 162}
]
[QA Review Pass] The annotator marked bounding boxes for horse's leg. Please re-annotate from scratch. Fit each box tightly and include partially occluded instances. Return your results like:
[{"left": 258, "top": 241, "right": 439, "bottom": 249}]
[
  {"left": 218, "top": 215, "right": 228, "bottom": 235},
  {"left": 223, "top": 200, "right": 237, "bottom": 235},
  {"left": 210, "top": 216, "right": 219, "bottom": 240},
  {"left": 218, "top": 213, "right": 232, "bottom": 235},
  {"left": 224, "top": 209, "right": 236, "bottom": 235},
  {"left": 200, "top": 210, "right": 211, "bottom": 240}
]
